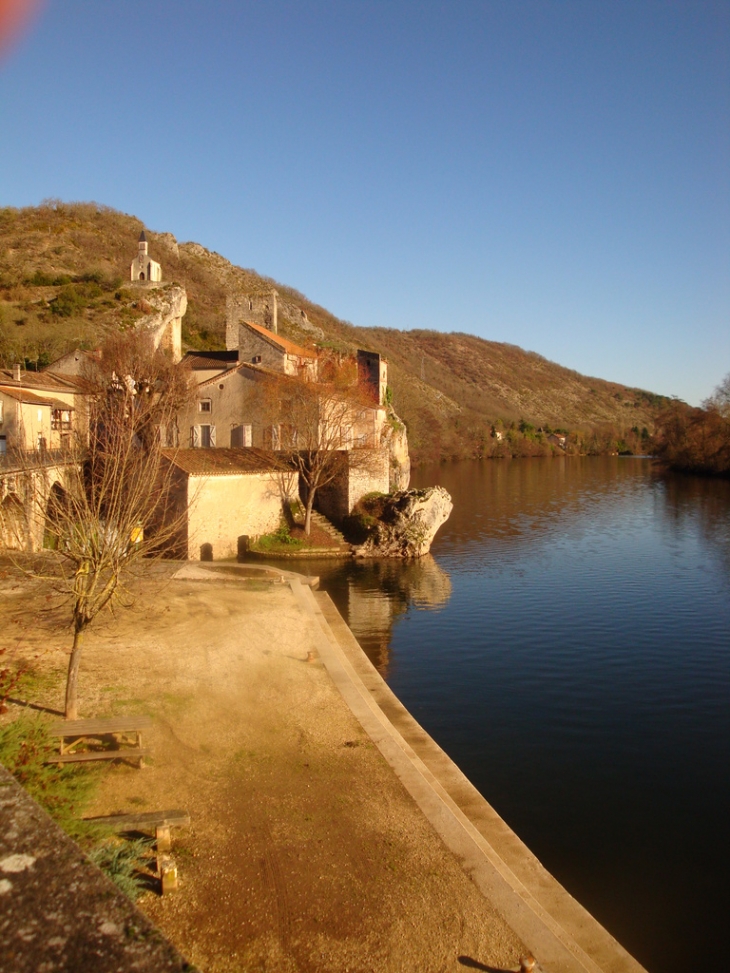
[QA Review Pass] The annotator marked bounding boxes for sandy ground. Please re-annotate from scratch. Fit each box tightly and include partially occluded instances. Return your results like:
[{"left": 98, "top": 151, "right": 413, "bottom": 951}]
[{"left": 0, "top": 560, "right": 526, "bottom": 973}]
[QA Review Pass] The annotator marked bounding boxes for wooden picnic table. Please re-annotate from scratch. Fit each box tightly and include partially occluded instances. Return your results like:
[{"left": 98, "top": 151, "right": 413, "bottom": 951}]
[{"left": 47, "top": 716, "right": 153, "bottom": 768}]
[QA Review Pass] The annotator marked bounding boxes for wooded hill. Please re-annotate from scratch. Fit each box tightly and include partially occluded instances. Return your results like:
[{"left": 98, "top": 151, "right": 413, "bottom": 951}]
[{"left": 0, "top": 201, "right": 673, "bottom": 463}]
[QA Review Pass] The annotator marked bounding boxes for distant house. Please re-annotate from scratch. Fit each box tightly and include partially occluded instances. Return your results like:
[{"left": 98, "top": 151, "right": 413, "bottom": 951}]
[
  {"left": 130, "top": 231, "right": 162, "bottom": 283},
  {"left": 161, "top": 447, "right": 297, "bottom": 560},
  {"left": 548, "top": 433, "right": 567, "bottom": 449}
]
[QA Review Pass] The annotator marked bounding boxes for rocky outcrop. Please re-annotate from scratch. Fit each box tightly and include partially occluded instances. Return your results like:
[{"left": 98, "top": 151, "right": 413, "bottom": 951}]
[
  {"left": 381, "top": 412, "right": 411, "bottom": 491},
  {"left": 354, "top": 486, "right": 453, "bottom": 558},
  {"left": 132, "top": 283, "right": 187, "bottom": 362}
]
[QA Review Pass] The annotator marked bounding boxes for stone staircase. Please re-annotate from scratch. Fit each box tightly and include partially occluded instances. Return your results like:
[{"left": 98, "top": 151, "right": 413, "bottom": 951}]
[{"left": 310, "top": 510, "right": 350, "bottom": 549}]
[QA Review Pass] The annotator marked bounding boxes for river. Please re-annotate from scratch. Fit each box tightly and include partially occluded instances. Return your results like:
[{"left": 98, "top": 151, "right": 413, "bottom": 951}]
[{"left": 311, "top": 457, "right": 730, "bottom": 973}]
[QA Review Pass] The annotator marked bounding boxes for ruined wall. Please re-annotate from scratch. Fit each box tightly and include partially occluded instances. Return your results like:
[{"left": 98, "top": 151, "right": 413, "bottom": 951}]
[{"left": 226, "top": 292, "right": 278, "bottom": 349}]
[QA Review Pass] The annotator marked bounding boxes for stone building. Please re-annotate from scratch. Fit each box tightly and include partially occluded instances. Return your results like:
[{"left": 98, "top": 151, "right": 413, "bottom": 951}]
[
  {"left": 130, "top": 231, "right": 162, "bottom": 282},
  {"left": 0, "top": 365, "right": 86, "bottom": 454},
  {"left": 161, "top": 448, "right": 297, "bottom": 560}
]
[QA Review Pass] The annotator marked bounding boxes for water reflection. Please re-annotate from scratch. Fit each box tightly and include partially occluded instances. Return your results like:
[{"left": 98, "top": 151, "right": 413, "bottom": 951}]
[
  {"left": 413, "top": 456, "right": 655, "bottom": 559},
  {"left": 656, "top": 472, "right": 730, "bottom": 579},
  {"left": 308, "top": 555, "right": 452, "bottom": 674}
]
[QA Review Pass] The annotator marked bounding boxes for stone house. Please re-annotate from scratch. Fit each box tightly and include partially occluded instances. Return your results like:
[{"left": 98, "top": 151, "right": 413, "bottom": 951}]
[
  {"left": 161, "top": 448, "right": 297, "bottom": 560},
  {"left": 0, "top": 365, "right": 87, "bottom": 454},
  {"left": 178, "top": 317, "right": 399, "bottom": 518},
  {"left": 233, "top": 320, "right": 318, "bottom": 380}
]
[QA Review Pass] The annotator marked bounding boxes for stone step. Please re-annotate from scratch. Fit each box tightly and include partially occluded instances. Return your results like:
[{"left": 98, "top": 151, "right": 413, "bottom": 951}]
[{"left": 310, "top": 511, "right": 348, "bottom": 546}]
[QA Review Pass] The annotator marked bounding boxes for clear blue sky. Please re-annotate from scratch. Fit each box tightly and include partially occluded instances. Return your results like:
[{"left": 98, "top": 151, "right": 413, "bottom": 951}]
[{"left": 1, "top": 0, "right": 728, "bottom": 405}]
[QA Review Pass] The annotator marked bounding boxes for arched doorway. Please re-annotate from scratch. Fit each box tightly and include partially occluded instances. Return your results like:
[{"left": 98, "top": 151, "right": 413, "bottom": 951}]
[
  {"left": 139, "top": 271, "right": 145, "bottom": 280},
  {"left": 44, "top": 481, "right": 68, "bottom": 550}
]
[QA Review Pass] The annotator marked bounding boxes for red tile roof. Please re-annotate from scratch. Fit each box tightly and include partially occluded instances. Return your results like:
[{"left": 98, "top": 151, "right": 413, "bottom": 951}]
[
  {"left": 242, "top": 321, "right": 315, "bottom": 359},
  {"left": 181, "top": 351, "right": 240, "bottom": 370},
  {"left": 0, "top": 385, "right": 56, "bottom": 406},
  {"left": 162, "top": 448, "right": 292, "bottom": 476}
]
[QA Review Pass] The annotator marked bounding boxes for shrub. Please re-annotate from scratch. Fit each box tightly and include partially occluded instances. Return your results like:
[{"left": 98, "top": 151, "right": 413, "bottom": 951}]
[{"left": 87, "top": 837, "right": 154, "bottom": 900}]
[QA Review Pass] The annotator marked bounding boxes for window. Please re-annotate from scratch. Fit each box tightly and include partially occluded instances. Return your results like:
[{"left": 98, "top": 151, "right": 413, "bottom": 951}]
[
  {"left": 51, "top": 409, "right": 72, "bottom": 432},
  {"left": 230, "top": 424, "right": 252, "bottom": 447},
  {"left": 251, "top": 355, "right": 262, "bottom": 365},
  {"left": 198, "top": 399, "right": 212, "bottom": 413},
  {"left": 191, "top": 424, "right": 216, "bottom": 448}
]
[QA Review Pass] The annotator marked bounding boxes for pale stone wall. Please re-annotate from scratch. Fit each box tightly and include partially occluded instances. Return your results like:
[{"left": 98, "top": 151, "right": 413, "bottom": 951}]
[
  {"left": 0, "top": 393, "right": 52, "bottom": 450},
  {"left": 179, "top": 368, "right": 267, "bottom": 449},
  {"left": 236, "top": 327, "right": 287, "bottom": 372},
  {"left": 185, "top": 471, "right": 296, "bottom": 560},
  {"left": 316, "top": 448, "right": 390, "bottom": 523}
]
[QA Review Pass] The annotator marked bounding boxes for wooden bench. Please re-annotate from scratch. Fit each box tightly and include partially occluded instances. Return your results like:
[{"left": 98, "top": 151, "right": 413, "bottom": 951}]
[
  {"left": 83, "top": 809, "right": 190, "bottom": 852},
  {"left": 47, "top": 716, "right": 153, "bottom": 768}
]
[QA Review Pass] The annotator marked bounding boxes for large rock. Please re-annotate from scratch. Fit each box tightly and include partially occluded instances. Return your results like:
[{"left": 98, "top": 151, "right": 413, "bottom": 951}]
[{"left": 354, "top": 486, "right": 453, "bottom": 558}]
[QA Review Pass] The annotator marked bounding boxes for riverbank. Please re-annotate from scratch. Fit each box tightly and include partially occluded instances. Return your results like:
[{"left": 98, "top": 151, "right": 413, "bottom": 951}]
[
  {"left": 1, "top": 559, "right": 646, "bottom": 972},
  {"left": 0, "top": 561, "right": 522, "bottom": 971}
]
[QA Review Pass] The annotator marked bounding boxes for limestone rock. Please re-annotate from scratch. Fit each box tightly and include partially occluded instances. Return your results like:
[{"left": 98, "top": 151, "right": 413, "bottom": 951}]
[
  {"left": 133, "top": 284, "right": 187, "bottom": 362},
  {"left": 381, "top": 413, "right": 411, "bottom": 491},
  {"left": 354, "top": 486, "right": 453, "bottom": 558}
]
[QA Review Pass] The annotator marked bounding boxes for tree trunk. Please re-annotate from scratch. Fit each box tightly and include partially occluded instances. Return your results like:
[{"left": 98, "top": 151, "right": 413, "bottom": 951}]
[
  {"left": 64, "top": 626, "right": 83, "bottom": 720},
  {"left": 304, "top": 491, "right": 315, "bottom": 536}
]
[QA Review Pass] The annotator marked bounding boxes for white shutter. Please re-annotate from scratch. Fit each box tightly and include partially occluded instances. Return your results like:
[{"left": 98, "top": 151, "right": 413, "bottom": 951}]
[
  {"left": 192, "top": 425, "right": 200, "bottom": 447},
  {"left": 210, "top": 425, "right": 216, "bottom": 447}
]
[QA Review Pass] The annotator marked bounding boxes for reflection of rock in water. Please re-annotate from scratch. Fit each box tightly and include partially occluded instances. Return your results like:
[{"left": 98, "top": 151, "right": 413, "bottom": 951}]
[
  {"left": 346, "top": 555, "right": 452, "bottom": 673},
  {"left": 398, "top": 554, "right": 452, "bottom": 608}
]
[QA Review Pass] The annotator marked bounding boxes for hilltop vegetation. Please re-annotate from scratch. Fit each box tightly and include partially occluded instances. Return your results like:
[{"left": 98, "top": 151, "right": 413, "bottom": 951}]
[{"left": 1, "top": 201, "right": 674, "bottom": 463}]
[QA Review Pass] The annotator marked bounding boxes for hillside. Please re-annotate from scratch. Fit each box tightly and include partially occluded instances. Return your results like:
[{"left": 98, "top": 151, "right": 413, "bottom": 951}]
[{"left": 0, "top": 201, "right": 672, "bottom": 463}]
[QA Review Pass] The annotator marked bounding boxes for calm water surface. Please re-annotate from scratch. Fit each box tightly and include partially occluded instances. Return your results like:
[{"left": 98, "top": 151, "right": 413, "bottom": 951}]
[{"left": 312, "top": 457, "right": 730, "bottom": 973}]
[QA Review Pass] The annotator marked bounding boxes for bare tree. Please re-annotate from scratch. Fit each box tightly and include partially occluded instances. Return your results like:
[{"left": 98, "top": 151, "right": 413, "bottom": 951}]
[
  {"left": 261, "top": 352, "right": 383, "bottom": 535},
  {"left": 703, "top": 372, "right": 730, "bottom": 418},
  {"left": 7, "top": 332, "right": 193, "bottom": 718}
]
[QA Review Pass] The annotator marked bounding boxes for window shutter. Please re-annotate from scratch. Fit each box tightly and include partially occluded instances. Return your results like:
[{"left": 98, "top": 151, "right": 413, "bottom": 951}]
[
  {"left": 210, "top": 425, "right": 216, "bottom": 447},
  {"left": 244, "top": 424, "right": 252, "bottom": 447},
  {"left": 192, "top": 425, "right": 200, "bottom": 447}
]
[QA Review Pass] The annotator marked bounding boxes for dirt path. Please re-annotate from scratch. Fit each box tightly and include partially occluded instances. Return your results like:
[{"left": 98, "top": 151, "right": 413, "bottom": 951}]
[{"left": 1, "top": 562, "right": 526, "bottom": 972}]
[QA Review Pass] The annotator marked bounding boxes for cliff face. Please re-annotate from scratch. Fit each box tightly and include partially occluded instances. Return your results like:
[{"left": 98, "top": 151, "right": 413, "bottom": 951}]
[
  {"left": 132, "top": 283, "right": 186, "bottom": 362},
  {"left": 381, "top": 412, "right": 411, "bottom": 490}
]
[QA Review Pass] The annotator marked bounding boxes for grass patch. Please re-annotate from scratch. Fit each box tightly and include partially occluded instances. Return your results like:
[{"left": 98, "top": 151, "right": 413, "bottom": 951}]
[
  {"left": 0, "top": 713, "right": 104, "bottom": 842},
  {"left": 87, "top": 836, "right": 154, "bottom": 900},
  {"left": 0, "top": 713, "right": 153, "bottom": 898},
  {"left": 250, "top": 522, "right": 305, "bottom": 554}
]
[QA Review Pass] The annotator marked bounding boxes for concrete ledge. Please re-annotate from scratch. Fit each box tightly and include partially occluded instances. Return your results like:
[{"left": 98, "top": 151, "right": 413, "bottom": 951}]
[
  {"left": 0, "top": 765, "right": 195, "bottom": 973},
  {"left": 289, "top": 578, "right": 647, "bottom": 973}
]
